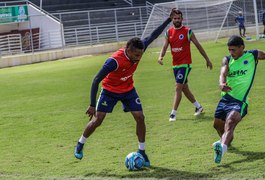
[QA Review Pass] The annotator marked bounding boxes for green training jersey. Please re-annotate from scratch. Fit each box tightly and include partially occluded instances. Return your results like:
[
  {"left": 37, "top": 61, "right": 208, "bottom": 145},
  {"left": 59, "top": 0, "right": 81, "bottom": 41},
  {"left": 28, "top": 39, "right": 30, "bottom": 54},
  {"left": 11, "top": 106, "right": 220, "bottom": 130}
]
[{"left": 221, "top": 50, "right": 258, "bottom": 104}]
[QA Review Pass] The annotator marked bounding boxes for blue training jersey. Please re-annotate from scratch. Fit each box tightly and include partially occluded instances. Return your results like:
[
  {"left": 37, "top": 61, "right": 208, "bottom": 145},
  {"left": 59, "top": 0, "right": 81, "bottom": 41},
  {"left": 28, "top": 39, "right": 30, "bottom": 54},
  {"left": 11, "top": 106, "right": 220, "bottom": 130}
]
[{"left": 235, "top": 15, "right": 245, "bottom": 27}]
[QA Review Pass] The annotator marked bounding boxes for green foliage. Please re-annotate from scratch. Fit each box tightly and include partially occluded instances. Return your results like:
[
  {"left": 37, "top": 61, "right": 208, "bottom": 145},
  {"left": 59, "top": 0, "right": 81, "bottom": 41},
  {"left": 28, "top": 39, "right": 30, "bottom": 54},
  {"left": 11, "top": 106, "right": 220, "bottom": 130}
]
[{"left": 0, "top": 39, "right": 264, "bottom": 179}]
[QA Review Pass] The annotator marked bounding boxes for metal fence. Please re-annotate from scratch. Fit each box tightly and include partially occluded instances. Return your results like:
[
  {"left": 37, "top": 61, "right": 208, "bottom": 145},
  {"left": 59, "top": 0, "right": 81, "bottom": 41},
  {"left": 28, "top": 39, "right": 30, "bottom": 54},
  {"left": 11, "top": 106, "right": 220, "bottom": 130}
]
[
  {"left": 52, "top": 6, "right": 152, "bottom": 47},
  {"left": 63, "top": 19, "right": 148, "bottom": 47},
  {"left": 1, "top": 0, "right": 265, "bottom": 57},
  {"left": 0, "top": 34, "right": 22, "bottom": 55}
]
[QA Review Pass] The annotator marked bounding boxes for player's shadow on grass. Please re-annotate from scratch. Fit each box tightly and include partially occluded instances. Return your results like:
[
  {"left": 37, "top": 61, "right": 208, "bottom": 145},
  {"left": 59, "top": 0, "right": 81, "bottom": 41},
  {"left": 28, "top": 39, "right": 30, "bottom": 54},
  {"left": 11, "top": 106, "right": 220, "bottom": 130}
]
[
  {"left": 219, "top": 146, "right": 265, "bottom": 167},
  {"left": 195, "top": 114, "right": 213, "bottom": 121},
  {"left": 177, "top": 114, "right": 213, "bottom": 122},
  {"left": 84, "top": 166, "right": 211, "bottom": 179}
]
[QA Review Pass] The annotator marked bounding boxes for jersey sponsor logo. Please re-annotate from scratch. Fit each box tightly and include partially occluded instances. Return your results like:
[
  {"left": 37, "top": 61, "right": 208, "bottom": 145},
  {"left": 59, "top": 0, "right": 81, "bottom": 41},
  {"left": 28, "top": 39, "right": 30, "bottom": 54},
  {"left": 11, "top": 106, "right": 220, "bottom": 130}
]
[
  {"left": 179, "top": 34, "right": 184, "bottom": 40},
  {"left": 172, "top": 47, "right": 183, "bottom": 53},
  {"left": 120, "top": 74, "right": 132, "bottom": 81},
  {"left": 228, "top": 70, "right": 247, "bottom": 77}
]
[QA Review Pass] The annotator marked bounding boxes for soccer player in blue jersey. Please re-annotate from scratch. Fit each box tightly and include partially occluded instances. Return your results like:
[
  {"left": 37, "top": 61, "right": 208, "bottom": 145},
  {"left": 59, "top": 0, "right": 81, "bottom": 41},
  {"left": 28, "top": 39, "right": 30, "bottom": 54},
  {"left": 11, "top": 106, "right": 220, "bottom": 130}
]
[
  {"left": 212, "top": 35, "right": 265, "bottom": 164},
  {"left": 74, "top": 8, "right": 175, "bottom": 167},
  {"left": 235, "top": 11, "right": 246, "bottom": 37}
]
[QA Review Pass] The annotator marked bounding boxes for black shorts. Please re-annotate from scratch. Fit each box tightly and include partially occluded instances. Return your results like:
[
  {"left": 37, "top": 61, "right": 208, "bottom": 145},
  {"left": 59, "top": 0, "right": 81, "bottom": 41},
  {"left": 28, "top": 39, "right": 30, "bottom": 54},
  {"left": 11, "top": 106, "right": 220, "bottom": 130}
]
[
  {"left": 96, "top": 88, "right": 142, "bottom": 113},
  {"left": 214, "top": 94, "right": 248, "bottom": 121}
]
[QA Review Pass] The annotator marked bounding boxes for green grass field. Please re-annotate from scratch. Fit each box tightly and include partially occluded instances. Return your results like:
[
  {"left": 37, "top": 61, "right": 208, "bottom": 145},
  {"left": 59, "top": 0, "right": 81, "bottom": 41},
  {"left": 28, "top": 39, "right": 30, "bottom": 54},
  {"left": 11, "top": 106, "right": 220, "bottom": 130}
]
[{"left": 0, "top": 39, "right": 265, "bottom": 179}]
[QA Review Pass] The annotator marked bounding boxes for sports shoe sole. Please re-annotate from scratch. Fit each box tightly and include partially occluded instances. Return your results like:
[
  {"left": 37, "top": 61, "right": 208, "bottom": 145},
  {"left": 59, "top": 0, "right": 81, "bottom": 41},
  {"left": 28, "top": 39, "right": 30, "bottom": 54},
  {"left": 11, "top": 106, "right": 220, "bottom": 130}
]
[
  {"left": 169, "top": 118, "right": 176, "bottom": 122},
  {"left": 214, "top": 142, "right": 222, "bottom": 164},
  {"left": 144, "top": 161, "right": 150, "bottom": 167},
  {"left": 194, "top": 108, "right": 203, "bottom": 116}
]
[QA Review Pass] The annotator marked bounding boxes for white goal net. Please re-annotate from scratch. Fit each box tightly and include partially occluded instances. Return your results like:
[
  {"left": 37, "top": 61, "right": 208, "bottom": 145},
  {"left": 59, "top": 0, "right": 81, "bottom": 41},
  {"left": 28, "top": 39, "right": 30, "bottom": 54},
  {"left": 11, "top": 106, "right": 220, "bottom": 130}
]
[{"left": 141, "top": 0, "right": 260, "bottom": 42}]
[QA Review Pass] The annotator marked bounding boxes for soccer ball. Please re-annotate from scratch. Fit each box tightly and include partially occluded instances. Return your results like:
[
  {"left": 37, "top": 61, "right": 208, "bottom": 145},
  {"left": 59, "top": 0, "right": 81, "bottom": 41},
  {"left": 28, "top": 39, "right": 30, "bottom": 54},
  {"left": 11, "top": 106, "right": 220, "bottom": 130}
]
[{"left": 124, "top": 152, "right": 145, "bottom": 170}]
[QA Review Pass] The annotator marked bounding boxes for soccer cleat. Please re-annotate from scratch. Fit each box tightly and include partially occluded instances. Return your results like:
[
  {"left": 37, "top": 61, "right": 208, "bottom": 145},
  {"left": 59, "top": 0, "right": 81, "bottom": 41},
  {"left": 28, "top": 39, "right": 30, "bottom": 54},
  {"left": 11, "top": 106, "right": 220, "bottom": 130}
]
[
  {"left": 194, "top": 106, "right": 203, "bottom": 116},
  {"left": 213, "top": 142, "right": 223, "bottom": 164},
  {"left": 169, "top": 114, "right": 176, "bottom": 122},
  {"left": 137, "top": 149, "right": 150, "bottom": 167},
  {"left": 74, "top": 142, "right": 84, "bottom": 160}
]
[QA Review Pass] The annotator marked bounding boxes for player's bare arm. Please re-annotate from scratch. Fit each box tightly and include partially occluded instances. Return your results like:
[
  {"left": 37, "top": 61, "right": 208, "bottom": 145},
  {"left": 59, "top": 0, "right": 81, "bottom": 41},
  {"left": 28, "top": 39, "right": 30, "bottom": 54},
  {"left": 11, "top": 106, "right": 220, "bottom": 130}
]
[
  {"left": 258, "top": 50, "right": 265, "bottom": 60},
  {"left": 190, "top": 32, "right": 213, "bottom": 69},
  {"left": 219, "top": 57, "right": 232, "bottom": 92},
  {"left": 158, "top": 38, "right": 169, "bottom": 65},
  {"left": 157, "top": 8, "right": 176, "bottom": 65}
]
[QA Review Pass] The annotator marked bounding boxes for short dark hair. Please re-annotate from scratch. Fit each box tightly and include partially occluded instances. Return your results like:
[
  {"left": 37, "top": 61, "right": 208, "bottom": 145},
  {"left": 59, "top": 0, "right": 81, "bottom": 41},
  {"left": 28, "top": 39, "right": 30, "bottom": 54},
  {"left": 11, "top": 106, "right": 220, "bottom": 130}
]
[
  {"left": 172, "top": 9, "right": 183, "bottom": 18},
  {"left": 126, "top": 37, "right": 145, "bottom": 50},
  {"left": 227, "top": 35, "right": 244, "bottom": 47}
]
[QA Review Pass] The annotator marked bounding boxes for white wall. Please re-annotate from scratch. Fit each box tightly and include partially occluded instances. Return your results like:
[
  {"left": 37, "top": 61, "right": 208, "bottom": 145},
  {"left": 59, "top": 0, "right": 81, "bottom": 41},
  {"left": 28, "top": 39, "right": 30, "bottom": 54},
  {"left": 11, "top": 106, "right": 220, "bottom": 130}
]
[{"left": 28, "top": 4, "right": 64, "bottom": 49}]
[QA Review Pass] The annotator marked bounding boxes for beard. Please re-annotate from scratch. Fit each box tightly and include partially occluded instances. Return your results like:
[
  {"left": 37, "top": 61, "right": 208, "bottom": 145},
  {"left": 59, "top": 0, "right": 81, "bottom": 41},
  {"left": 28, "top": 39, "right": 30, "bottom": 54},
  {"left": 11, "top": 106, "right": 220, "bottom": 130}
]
[{"left": 174, "top": 22, "right": 182, "bottom": 28}]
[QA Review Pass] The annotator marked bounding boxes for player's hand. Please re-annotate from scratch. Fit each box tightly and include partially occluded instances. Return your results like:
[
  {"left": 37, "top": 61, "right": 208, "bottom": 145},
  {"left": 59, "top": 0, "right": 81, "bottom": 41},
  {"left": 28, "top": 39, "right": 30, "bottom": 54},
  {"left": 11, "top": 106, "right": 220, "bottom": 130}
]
[
  {"left": 206, "top": 60, "right": 213, "bottom": 70},
  {"left": 169, "top": 8, "right": 177, "bottom": 20},
  {"left": 219, "top": 83, "right": 232, "bottom": 92},
  {"left": 158, "top": 57, "right": 164, "bottom": 65},
  {"left": 86, "top": 106, "right": 96, "bottom": 120}
]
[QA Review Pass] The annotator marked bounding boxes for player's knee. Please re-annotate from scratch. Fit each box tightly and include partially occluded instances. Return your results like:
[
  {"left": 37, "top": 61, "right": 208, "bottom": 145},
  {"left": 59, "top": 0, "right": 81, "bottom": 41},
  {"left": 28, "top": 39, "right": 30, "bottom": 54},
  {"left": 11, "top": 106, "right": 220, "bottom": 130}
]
[
  {"left": 182, "top": 84, "right": 188, "bottom": 90},
  {"left": 227, "top": 111, "right": 241, "bottom": 123},
  {"left": 176, "top": 86, "right": 183, "bottom": 92},
  {"left": 226, "top": 117, "right": 240, "bottom": 131},
  {"left": 213, "top": 119, "right": 224, "bottom": 131},
  {"left": 135, "top": 113, "right": 145, "bottom": 123},
  {"left": 213, "top": 122, "right": 220, "bottom": 130},
  {"left": 91, "top": 118, "right": 104, "bottom": 128}
]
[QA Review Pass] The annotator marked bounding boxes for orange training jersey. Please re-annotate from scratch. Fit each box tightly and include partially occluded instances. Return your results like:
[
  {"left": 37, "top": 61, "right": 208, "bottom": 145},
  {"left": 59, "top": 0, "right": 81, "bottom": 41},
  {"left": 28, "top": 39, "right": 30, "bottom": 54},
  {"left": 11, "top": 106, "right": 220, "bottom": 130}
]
[
  {"left": 102, "top": 48, "right": 138, "bottom": 93},
  {"left": 166, "top": 25, "right": 192, "bottom": 66}
]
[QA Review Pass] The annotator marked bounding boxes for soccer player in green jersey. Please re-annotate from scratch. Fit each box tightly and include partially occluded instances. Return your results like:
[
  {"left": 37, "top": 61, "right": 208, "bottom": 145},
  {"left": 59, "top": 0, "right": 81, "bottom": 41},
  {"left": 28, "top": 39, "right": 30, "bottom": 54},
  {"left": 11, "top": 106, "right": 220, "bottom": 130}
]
[{"left": 212, "top": 35, "right": 265, "bottom": 164}]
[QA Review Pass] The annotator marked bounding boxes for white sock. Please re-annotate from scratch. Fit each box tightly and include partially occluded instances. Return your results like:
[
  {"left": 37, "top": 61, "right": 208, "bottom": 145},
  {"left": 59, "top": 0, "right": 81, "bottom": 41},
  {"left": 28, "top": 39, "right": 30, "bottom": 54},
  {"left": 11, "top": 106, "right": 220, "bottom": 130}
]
[
  {"left": 170, "top": 110, "right": 176, "bottom": 115},
  {"left": 193, "top": 101, "right": 201, "bottom": 108},
  {"left": 139, "top": 142, "right": 145, "bottom": 151},
  {"left": 79, "top": 135, "right": 87, "bottom": 144},
  {"left": 222, "top": 143, "right": 228, "bottom": 156}
]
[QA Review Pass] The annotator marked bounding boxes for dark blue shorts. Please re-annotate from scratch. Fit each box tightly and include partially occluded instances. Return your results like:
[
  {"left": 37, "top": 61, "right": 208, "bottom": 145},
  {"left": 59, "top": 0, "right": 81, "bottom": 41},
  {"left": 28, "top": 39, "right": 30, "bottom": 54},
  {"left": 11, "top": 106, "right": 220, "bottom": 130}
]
[
  {"left": 96, "top": 88, "right": 142, "bottom": 113},
  {"left": 214, "top": 94, "right": 248, "bottom": 121},
  {"left": 173, "top": 64, "right": 192, "bottom": 84}
]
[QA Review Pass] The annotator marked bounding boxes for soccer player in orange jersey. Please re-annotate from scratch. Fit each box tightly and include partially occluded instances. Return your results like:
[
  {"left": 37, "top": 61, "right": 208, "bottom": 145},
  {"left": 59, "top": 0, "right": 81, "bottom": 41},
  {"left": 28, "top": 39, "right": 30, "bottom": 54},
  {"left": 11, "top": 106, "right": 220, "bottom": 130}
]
[
  {"left": 158, "top": 9, "right": 213, "bottom": 121},
  {"left": 74, "top": 8, "right": 176, "bottom": 167}
]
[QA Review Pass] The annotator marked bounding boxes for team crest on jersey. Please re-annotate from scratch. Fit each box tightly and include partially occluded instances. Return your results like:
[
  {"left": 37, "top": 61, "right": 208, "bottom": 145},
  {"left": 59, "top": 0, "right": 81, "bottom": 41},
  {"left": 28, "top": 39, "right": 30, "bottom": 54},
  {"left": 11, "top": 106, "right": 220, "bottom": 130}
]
[
  {"left": 179, "top": 34, "right": 184, "bottom": 40},
  {"left": 243, "top": 60, "right": 248, "bottom": 65}
]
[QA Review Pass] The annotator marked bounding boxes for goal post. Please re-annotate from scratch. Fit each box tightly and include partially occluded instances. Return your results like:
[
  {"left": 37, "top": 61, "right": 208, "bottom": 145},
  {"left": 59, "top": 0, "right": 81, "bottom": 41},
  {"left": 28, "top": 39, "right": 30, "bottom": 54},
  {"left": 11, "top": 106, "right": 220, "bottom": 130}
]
[{"left": 141, "top": 0, "right": 260, "bottom": 42}]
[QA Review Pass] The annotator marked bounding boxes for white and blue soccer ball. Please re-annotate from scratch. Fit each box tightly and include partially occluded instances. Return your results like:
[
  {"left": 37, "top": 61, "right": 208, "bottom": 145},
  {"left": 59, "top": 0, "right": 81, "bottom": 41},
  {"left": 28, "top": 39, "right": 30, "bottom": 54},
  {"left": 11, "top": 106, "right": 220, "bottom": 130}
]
[{"left": 124, "top": 152, "right": 145, "bottom": 171}]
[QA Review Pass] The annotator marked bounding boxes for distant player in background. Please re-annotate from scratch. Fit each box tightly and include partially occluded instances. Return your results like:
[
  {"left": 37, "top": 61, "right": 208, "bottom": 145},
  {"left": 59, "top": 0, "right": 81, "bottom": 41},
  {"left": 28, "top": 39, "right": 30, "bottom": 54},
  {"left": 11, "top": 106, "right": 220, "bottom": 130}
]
[
  {"left": 263, "top": 11, "right": 265, "bottom": 35},
  {"left": 158, "top": 9, "right": 212, "bottom": 122},
  {"left": 212, "top": 35, "right": 265, "bottom": 164},
  {"left": 235, "top": 11, "right": 246, "bottom": 37},
  {"left": 74, "top": 8, "right": 175, "bottom": 167}
]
